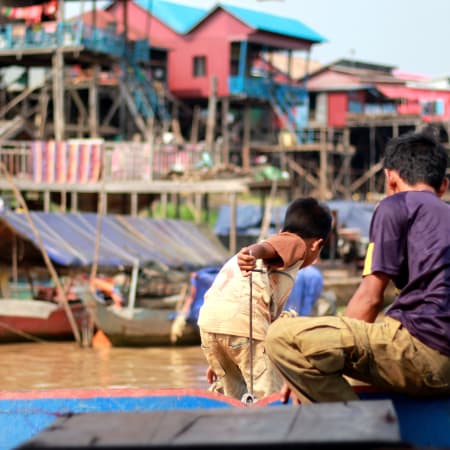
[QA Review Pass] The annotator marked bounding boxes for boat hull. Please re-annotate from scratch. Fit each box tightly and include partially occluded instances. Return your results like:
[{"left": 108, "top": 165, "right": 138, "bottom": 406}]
[
  {"left": 0, "top": 388, "right": 246, "bottom": 450},
  {"left": 0, "top": 300, "right": 88, "bottom": 343},
  {"left": 85, "top": 293, "right": 199, "bottom": 346}
]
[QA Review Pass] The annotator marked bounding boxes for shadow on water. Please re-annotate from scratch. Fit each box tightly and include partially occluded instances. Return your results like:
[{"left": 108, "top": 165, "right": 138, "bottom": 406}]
[{"left": 0, "top": 342, "right": 208, "bottom": 390}]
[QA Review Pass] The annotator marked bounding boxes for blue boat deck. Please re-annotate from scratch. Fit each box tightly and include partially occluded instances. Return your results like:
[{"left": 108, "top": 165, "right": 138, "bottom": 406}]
[
  {"left": 1, "top": 387, "right": 449, "bottom": 449},
  {"left": 13, "top": 394, "right": 401, "bottom": 449}
]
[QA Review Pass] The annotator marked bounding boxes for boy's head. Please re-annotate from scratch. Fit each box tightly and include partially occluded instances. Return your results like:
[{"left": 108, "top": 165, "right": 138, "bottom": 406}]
[
  {"left": 383, "top": 127, "right": 449, "bottom": 195},
  {"left": 282, "top": 197, "right": 332, "bottom": 266}
]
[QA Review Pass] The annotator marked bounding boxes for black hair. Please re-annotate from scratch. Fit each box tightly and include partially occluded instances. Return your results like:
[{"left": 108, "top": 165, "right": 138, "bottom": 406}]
[
  {"left": 383, "top": 127, "right": 449, "bottom": 191},
  {"left": 282, "top": 197, "right": 332, "bottom": 241}
]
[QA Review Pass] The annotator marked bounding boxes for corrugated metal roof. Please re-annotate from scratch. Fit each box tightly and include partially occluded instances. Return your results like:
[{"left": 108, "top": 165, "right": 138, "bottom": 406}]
[
  {"left": 134, "top": 0, "right": 325, "bottom": 43},
  {"left": 219, "top": 3, "right": 325, "bottom": 43},
  {"left": 135, "top": 0, "right": 208, "bottom": 34}
]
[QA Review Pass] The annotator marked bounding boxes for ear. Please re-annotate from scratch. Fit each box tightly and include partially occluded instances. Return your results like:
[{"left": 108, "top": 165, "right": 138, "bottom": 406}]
[
  {"left": 436, "top": 177, "right": 449, "bottom": 198},
  {"left": 384, "top": 169, "right": 399, "bottom": 195},
  {"left": 311, "top": 238, "right": 324, "bottom": 253}
]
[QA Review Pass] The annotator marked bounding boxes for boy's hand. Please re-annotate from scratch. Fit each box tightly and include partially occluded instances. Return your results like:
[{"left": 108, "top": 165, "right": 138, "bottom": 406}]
[
  {"left": 206, "top": 366, "right": 217, "bottom": 384},
  {"left": 280, "top": 382, "right": 301, "bottom": 405},
  {"left": 237, "top": 247, "right": 256, "bottom": 276}
]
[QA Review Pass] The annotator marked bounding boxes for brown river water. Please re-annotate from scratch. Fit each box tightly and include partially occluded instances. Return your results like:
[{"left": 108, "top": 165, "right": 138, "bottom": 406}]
[{"left": 0, "top": 342, "right": 209, "bottom": 391}]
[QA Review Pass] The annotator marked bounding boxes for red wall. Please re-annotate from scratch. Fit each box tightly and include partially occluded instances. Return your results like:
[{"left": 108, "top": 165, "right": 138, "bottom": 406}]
[
  {"left": 166, "top": 9, "right": 253, "bottom": 98},
  {"left": 327, "top": 93, "right": 348, "bottom": 127},
  {"left": 107, "top": 3, "right": 253, "bottom": 98}
]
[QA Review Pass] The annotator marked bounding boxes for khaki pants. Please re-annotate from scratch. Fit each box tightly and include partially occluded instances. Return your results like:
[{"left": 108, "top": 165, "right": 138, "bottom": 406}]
[
  {"left": 265, "top": 315, "right": 450, "bottom": 403},
  {"left": 200, "top": 329, "right": 283, "bottom": 401}
]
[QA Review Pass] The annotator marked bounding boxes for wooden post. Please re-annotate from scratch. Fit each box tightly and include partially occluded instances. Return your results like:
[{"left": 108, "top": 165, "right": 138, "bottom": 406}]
[
  {"left": 131, "top": 192, "right": 138, "bottom": 216},
  {"left": 12, "top": 235, "right": 18, "bottom": 287},
  {"left": 161, "top": 193, "right": 168, "bottom": 218},
  {"left": 393, "top": 121, "right": 399, "bottom": 138},
  {"left": 38, "top": 85, "right": 49, "bottom": 140},
  {"left": 221, "top": 98, "right": 230, "bottom": 165},
  {"left": 71, "top": 191, "right": 78, "bottom": 212},
  {"left": 60, "top": 191, "right": 66, "bottom": 212},
  {"left": 206, "top": 76, "right": 217, "bottom": 153},
  {"left": 229, "top": 193, "right": 237, "bottom": 254},
  {"left": 44, "top": 190, "right": 50, "bottom": 212},
  {"left": 52, "top": 0, "right": 65, "bottom": 141},
  {"left": 190, "top": 105, "right": 200, "bottom": 144},
  {"left": 88, "top": 65, "right": 99, "bottom": 137},
  {"left": 194, "top": 193, "right": 202, "bottom": 224},
  {"left": 369, "top": 125, "right": 375, "bottom": 195},
  {"left": 171, "top": 103, "right": 183, "bottom": 144},
  {"left": 343, "top": 128, "right": 351, "bottom": 198},
  {"left": 52, "top": 50, "right": 65, "bottom": 140},
  {"left": 319, "top": 127, "right": 327, "bottom": 200},
  {"left": 242, "top": 103, "right": 251, "bottom": 171},
  {"left": 102, "top": 191, "right": 108, "bottom": 215}
]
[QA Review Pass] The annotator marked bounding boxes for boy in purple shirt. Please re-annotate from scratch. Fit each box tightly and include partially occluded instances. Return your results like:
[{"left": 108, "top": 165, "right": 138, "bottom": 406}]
[{"left": 266, "top": 127, "right": 450, "bottom": 403}]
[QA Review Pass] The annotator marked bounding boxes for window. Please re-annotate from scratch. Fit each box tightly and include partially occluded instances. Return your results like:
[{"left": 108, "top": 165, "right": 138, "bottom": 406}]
[
  {"left": 193, "top": 56, "right": 207, "bottom": 77},
  {"left": 421, "top": 99, "right": 444, "bottom": 116}
]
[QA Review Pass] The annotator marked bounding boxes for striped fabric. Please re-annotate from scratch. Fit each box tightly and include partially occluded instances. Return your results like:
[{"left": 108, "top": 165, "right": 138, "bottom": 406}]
[{"left": 32, "top": 140, "right": 102, "bottom": 183}]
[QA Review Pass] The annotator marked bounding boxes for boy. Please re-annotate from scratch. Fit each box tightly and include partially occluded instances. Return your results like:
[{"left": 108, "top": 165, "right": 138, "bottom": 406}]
[
  {"left": 266, "top": 127, "right": 450, "bottom": 404},
  {"left": 197, "top": 197, "right": 332, "bottom": 401}
]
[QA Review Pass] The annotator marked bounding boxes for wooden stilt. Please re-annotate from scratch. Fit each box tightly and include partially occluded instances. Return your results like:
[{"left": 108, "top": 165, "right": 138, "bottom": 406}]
[
  {"left": 206, "top": 76, "right": 217, "bottom": 153},
  {"left": 221, "top": 98, "right": 230, "bottom": 165},
  {"left": 242, "top": 104, "right": 251, "bottom": 172}
]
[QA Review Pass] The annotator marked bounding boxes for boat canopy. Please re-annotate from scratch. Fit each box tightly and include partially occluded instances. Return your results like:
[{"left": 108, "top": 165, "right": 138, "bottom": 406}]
[{"left": 0, "top": 211, "right": 229, "bottom": 270}]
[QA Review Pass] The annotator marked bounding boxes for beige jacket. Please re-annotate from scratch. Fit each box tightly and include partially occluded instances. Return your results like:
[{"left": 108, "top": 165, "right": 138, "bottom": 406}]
[{"left": 197, "top": 232, "right": 306, "bottom": 340}]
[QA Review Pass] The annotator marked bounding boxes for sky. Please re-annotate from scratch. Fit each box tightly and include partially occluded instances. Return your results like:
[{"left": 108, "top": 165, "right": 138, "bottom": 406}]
[{"left": 68, "top": 0, "right": 450, "bottom": 78}]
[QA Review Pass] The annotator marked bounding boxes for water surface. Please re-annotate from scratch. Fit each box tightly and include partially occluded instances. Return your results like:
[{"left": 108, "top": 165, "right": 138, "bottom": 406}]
[{"left": 0, "top": 342, "right": 208, "bottom": 391}]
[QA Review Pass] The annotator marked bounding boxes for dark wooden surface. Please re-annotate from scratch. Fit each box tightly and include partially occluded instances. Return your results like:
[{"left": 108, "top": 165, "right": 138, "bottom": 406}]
[{"left": 18, "top": 400, "right": 406, "bottom": 449}]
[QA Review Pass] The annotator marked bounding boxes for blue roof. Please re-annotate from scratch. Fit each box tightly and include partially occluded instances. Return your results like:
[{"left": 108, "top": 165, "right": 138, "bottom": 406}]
[
  {"left": 219, "top": 3, "right": 326, "bottom": 43},
  {"left": 135, "top": 0, "right": 208, "bottom": 34},
  {"left": 134, "top": 0, "right": 325, "bottom": 43}
]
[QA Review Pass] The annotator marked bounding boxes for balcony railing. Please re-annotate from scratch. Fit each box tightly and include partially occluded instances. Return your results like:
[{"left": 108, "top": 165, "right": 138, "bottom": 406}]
[
  {"left": 228, "top": 75, "right": 307, "bottom": 102},
  {"left": 0, "top": 140, "right": 206, "bottom": 184},
  {"left": 0, "top": 21, "right": 128, "bottom": 59}
]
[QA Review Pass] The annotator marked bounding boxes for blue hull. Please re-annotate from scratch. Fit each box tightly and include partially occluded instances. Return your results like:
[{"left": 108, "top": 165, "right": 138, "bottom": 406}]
[
  {"left": 0, "top": 388, "right": 282, "bottom": 450},
  {"left": 1, "top": 387, "right": 448, "bottom": 449}
]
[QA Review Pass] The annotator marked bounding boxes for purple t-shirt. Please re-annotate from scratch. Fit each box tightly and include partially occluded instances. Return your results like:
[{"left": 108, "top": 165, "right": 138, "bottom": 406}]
[{"left": 365, "top": 191, "right": 450, "bottom": 356}]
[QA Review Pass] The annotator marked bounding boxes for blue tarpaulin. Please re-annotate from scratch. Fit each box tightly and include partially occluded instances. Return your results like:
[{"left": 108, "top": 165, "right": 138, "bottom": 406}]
[
  {"left": 214, "top": 201, "right": 376, "bottom": 240},
  {"left": 0, "top": 211, "right": 229, "bottom": 270}
]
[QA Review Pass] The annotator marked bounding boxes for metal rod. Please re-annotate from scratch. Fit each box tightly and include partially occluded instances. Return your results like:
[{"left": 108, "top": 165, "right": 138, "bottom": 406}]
[{"left": 249, "top": 270, "right": 254, "bottom": 397}]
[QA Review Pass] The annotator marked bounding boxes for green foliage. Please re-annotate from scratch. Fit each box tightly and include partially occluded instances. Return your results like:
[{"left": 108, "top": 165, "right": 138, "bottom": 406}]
[{"left": 150, "top": 201, "right": 219, "bottom": 229}]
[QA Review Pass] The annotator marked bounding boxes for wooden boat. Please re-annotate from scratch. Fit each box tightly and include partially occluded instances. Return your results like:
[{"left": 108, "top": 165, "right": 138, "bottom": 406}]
[
  {"left": 0, "top": 299, "right": 88, "bottom": 343},
  {"left": 83, "top": 290, "right": 200, "bottom": 346},
  {"left": 0, "top": 211, "right": 229, "bottom": 345},
  {"left": 1, "top": 387, "right": 449, "bottom": 450}
]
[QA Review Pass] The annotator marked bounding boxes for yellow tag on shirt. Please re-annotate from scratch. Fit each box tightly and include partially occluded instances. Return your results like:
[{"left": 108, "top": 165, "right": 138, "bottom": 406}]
[{"left": 363, "top": 242, "right": 375, "bottom": 276}]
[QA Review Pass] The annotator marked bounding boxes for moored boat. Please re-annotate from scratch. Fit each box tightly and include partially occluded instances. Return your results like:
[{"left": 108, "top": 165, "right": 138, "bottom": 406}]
[
  {"left": 0, "top": 299, "right": 87, "bottom": 343},
  {"left": 83, "top": 290, "right": 200, "bottom": 346}
]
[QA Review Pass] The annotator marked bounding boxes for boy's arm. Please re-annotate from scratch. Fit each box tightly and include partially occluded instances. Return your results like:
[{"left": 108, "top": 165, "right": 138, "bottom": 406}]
[
  {"left": 237, "top": 242, "right": 279, "bottom": 275},
  {"left": 344, "top": 272, "right": 390, "bottom": 322}
]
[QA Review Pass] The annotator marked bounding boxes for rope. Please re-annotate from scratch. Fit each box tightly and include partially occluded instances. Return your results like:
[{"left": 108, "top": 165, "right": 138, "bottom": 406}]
[{"left": 0, "top": 320, "right": 47, "bottom": 343}]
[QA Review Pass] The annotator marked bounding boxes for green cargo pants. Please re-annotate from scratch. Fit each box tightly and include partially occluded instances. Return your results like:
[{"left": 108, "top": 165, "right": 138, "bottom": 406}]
[{"left": 265, "top": 315, "right": 450, "bottom": 403}]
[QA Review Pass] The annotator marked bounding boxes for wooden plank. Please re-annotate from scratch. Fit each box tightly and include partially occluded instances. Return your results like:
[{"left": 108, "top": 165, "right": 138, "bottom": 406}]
[
  {"left": 251, "top": 143, "right": 355, "bottom": 155},
  {"left": 0, "top": 179, "right": 251, "bottom": 195},
  {"left": 18, "top": 400, "right": 401, "bottom": 448}
]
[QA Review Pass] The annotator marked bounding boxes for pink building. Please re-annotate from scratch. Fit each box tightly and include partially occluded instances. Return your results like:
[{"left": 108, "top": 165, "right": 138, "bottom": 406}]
[
  {"left": 107, "top": 0, "right": 324, "bottom": 100},
  {"left": 306, "top": 59, "right": 450, "bottom": 127}
]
